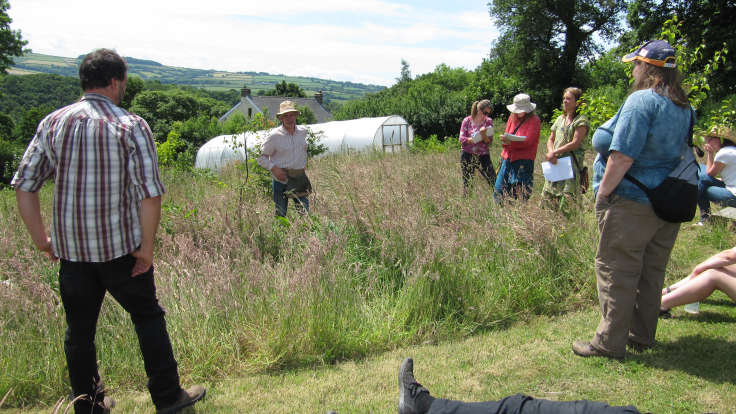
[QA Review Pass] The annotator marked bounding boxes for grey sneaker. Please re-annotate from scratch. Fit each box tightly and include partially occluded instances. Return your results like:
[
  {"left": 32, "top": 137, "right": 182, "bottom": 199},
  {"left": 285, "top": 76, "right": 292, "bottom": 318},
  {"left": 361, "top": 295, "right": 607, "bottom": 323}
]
[
  {"left": 398, "top": 358, "right": 433, "bottom": 414},
  {"left": 156, "top": 385, "right": 206, "bottom": 414}
]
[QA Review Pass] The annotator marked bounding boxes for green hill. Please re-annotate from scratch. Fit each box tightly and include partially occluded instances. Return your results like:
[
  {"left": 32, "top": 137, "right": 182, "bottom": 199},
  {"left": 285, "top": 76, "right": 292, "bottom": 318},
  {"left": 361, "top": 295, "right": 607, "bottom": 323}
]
[{"left": 9, "top": 53, "right": 385, "bottom": 104}]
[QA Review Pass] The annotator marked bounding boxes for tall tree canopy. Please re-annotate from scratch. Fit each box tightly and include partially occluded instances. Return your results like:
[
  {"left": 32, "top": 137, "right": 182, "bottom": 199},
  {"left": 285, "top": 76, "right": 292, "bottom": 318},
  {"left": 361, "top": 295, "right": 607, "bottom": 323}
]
[
  {"left": 0, "top": 0, "right": 27, "bottom": 73},
  {"left": 625, "top": 0, "right": 735, "bottom": 99},
  {"left": 488, "top": 0, "right": 627, "bottom": 115},
  {"left": 259, "top": 80, "right": 306, "bottom": 97}
]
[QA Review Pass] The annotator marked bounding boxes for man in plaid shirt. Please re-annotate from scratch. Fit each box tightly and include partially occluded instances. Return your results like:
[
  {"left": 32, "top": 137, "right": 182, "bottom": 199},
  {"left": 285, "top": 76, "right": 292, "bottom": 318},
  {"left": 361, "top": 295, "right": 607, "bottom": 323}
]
[{"left": 12, "top": 49, "right": 204, "bottom": 414}]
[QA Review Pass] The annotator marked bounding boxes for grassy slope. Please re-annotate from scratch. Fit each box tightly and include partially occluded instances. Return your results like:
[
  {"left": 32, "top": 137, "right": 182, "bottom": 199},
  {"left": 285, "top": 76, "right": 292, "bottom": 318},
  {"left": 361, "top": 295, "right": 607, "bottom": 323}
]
[
  {"left": 9, "top": 53, "right": 385, "bottom": 104},
  {"left": 1, "top": 140, "right": 735, "bottom": 413}
]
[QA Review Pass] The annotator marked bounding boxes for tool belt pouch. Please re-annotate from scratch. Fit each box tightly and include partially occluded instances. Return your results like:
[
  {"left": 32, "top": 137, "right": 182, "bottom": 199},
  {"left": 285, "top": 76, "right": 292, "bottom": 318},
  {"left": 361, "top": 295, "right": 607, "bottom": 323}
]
[{"left": 284, "top": 169, "right": 312, "bottom": 198}]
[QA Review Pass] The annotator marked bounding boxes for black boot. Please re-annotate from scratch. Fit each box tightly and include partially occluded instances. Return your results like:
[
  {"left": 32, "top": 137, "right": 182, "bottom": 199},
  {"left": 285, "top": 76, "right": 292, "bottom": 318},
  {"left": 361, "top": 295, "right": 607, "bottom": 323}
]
[{"left": 398, "top": 358, "right": 434, "bottom": 414}]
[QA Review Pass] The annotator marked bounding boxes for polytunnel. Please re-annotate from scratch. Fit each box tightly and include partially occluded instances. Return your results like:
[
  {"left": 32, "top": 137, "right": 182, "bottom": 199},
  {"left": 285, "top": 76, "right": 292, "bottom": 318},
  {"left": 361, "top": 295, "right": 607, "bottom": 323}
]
[{"left": 194, "top": 116, "right": 414, "bottom": 170}]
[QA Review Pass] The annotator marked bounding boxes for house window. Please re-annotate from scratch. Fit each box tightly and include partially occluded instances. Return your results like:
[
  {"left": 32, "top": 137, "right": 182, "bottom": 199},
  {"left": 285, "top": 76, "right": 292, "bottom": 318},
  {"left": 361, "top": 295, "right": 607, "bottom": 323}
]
[{"left": 248, "top": 108, "right": 252, "bottom": 118}]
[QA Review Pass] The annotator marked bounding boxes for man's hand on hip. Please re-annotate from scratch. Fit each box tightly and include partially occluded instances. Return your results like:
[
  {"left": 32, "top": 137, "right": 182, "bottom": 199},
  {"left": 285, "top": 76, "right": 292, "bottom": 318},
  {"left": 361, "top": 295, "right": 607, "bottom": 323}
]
[{"left": 131, "top": 247, "right": 153, "bottom": 277}]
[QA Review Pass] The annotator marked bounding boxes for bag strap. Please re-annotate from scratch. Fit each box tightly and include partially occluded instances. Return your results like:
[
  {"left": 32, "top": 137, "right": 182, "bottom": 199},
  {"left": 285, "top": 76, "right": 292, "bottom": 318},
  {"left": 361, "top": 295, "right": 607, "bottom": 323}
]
[
  {"left": 622, "top": 109, "right": 695, "bottom": 192},
  {"left": 570, "top": 151, "right": 583, "bottom": 174},
  {"left": 511, "top": 114, "right": 529, "bottom": 135}
]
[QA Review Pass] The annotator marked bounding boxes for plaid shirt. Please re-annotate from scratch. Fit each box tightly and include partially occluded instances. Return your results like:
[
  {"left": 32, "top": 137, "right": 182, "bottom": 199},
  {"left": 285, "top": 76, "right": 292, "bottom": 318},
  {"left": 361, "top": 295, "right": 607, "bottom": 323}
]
[{"left": 12, "top": 93, "right": 165, "bottom": 263}]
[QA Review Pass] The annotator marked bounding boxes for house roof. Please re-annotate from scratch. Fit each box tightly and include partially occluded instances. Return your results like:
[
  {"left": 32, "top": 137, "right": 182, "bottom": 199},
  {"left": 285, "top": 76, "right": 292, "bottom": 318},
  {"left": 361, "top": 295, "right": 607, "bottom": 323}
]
[
  {"left": 218, "top": 95, "right": 333, "bottom": 124},
  {"left": 251, "top": 96, "right": 333, "bottom": 123}
]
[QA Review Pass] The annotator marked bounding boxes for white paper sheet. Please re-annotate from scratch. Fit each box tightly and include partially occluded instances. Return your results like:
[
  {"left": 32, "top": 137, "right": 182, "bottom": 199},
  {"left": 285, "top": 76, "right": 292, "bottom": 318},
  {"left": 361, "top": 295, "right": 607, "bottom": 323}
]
[
  {"left": 504, "top": 133, "right": 526, "bottom": 141},
  {"left": 541, "top": 156, "right": 574, "bottom": 182}
]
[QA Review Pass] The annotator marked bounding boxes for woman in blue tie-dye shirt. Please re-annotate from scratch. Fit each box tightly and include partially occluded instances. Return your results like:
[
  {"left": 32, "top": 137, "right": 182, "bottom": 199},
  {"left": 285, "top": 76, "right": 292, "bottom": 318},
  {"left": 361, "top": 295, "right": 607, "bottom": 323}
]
[{"left": 573, "top": 40, "right": 693, "bottom": 360}]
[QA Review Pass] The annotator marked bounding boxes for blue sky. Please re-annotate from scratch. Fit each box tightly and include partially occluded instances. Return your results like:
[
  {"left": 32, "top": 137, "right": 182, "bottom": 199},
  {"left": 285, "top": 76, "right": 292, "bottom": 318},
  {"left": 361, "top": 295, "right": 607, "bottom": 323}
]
[{"left": 9, "top": 0, "right": 499, "bottom": 86}]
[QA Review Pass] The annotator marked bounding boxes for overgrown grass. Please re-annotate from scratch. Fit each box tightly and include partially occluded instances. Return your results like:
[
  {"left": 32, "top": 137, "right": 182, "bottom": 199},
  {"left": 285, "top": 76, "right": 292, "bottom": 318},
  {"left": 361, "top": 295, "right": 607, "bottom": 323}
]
[{"left": 1, "top": 143, "right": 733, "bottom": 410}]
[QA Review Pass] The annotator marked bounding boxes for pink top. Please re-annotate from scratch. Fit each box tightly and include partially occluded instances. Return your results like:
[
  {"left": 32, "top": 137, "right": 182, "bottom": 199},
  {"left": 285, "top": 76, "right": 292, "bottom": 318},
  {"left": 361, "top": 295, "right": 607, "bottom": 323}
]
[
  {"left": 459, "top": 115, "right": 493, "bottom": 155},
  {"left": 500, "top": 114, "right": 541, "bottom": 162}
]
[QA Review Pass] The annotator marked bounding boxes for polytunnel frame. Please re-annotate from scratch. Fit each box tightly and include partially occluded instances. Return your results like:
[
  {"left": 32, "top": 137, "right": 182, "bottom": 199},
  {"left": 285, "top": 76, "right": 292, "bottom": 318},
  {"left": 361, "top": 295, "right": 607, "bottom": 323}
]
[{"left": 380, "top": 122, "right": 411, "bottom": 152}]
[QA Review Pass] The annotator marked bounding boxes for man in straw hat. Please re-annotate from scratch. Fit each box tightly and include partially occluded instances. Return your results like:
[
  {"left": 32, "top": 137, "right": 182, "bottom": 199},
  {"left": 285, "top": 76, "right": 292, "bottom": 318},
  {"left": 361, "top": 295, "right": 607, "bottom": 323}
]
[
  {"left": 694, "top": 124, "right": 736, "bottom": 226},
  {"left": 257, "top": 100, "right": 311, "bottom": 216}
]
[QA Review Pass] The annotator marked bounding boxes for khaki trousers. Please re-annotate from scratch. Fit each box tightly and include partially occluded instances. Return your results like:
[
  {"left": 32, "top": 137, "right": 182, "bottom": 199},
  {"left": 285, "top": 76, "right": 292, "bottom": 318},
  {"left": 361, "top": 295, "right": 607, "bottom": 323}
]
[{"left": 592, "top": 194, "right": 680, "bottom": 356}]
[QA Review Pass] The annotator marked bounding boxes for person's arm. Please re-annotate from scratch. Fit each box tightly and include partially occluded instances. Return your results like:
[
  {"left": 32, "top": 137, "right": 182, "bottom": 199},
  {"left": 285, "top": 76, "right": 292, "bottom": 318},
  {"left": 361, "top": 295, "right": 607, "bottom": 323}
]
[
  {"left": 257, "top": 133, "right": 287, "bottom": 182},
  {"left": 131, "top": 195, "right": 161, "bottom": 277},
  {"left": 459, "top": 118, "right": 473, "bottom": 145},
  {"left": 704, "top": 143, "right": 724, "bottom": 177},
  {"left": 545, "top": 130, "right": 557, "bottom": 164},
  {"left": 597, "top": 150, "right": 634, "bottom": 198},
  {"left": 692, "top": 247, "right": 736, "bottom": 277},
  {"left": 552, "top": 125, "right": 587, "bottom": 156},
  {"left": 15, "top": 189, "right": 56, "bottom": 261},
  {"left": 479, "top": 118, "right": 493, "bottom": 145}
]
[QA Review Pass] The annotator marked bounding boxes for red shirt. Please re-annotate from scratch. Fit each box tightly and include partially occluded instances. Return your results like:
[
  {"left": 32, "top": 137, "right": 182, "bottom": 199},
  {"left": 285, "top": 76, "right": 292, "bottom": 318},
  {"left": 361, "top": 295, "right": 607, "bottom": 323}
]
[{"left": 500, "top": 114, "right": 541, "bottom": 162}]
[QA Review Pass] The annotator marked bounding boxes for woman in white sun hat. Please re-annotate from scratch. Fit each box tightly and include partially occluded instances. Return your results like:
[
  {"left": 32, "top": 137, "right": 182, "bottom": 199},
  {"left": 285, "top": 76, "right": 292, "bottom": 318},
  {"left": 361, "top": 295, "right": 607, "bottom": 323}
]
[{"left": 493, "top": 93, "right": 541, "bottom": 202}]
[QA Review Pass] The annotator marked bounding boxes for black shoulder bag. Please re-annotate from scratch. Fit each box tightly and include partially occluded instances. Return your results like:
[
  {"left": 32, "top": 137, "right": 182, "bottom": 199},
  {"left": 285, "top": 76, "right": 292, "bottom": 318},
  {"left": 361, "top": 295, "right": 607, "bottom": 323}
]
[{"left": 622, "top": 110, "right": 699, "bottom": 223}]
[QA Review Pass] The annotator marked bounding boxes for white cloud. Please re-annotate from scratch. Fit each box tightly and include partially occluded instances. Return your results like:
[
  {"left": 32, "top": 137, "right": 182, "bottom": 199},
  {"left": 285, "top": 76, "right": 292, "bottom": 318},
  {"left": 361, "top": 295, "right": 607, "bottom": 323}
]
[{"left": 8, "top": 0, "right": 499, "bottom": 86}]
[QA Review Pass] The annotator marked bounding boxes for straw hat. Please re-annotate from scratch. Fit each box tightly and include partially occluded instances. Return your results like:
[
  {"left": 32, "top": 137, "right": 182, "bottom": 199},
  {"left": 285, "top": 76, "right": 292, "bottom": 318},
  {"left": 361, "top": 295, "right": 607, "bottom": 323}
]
[
  {"left": 276, "top": 100, "right": 301, "bottom": 116},
  {"left": 705, "top": 125, "right": 736, "bottom": 142},
  {"left": 506, "top": 93, "right": 536, "bottom": 114}
]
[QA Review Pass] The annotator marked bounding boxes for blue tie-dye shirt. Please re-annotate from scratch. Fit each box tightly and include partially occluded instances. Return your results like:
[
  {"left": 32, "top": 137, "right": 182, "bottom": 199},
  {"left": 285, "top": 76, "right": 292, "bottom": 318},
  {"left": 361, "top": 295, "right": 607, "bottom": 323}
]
[{"left": 592, "top": 89, "right": 693, "bottom": 203}]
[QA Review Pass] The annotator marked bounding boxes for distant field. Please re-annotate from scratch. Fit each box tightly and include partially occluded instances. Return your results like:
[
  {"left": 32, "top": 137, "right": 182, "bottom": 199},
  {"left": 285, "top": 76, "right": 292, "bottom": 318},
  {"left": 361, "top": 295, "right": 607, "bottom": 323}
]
[{"left": 11, "top": 53, "right": 385, "bottom": 104}]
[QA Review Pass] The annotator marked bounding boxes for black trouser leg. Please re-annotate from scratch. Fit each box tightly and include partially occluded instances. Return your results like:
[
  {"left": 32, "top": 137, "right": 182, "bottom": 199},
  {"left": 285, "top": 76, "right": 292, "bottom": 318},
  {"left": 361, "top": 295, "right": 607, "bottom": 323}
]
[
  {"left": 59, "top": 260, "right": 108, "bottom": 414},
  {"left": 428, "top": 394, "right": 641, "bottom": 414},
  {"left": 461, "top": 151, "right": 479, "bottom": 190},
  {"left": 101, "top": 254, "right": 182, "bottom": 409},
  {"left": 478, "top": 154, "right": 496, "bottom": 187}
]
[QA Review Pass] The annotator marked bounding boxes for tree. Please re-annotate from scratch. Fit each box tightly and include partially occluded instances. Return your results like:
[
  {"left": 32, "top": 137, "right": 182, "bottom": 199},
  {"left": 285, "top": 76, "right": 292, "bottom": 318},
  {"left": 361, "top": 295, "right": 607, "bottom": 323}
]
[
  {"left": 335, "top": 64, "right": 473, "bottom": 139},
  {"left": 296, "top": 105, "right": 316, "bottom": 125},
  {"left": 0, "top": 0, "right": 28, "bottom": 73},
  {"left": 120, "top": 76, "right": 144, "bottom": 109},
  {"left": 14, "top": 104, "right": 53, "bottom": 143},
  {"left": 129, "top": 89, "right": 229, "bottom": 141},
  {"left": 397, "top": 59, "right": 411, "bottom": 84},
  {"left": 488, "top": 0, "right": 627, "bottom": 116},
  {"left": 261, "top": 80, "right": 306, "bottom": 97},
  {"left": 624, "top": 0, "right": 735, "bottom": 99}
]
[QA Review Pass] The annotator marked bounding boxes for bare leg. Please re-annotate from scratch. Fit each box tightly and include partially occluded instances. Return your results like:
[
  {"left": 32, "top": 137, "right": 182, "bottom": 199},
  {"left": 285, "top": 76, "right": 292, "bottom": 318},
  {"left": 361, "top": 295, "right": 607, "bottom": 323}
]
[{"left": 661, "top": 264, "right": 736, "bottom": 310}]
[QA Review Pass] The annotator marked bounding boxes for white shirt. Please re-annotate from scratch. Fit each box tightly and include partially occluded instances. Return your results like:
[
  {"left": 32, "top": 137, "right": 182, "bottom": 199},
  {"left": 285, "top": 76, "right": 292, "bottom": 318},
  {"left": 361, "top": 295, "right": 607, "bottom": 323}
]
[
  {"left": 714, "top": 146, "right": 736, "bottom": 196},
  {"left": 257, "top": 125, "right": 308, "bottom": 175}
]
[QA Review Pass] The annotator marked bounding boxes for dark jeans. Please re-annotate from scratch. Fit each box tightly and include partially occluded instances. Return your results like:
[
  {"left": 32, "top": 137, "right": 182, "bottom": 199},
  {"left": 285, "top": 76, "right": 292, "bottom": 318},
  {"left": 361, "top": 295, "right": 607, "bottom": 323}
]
[
  {"left": 461, "top": 152, "right": 496, "bottom": 190},
  {"left": 273, "top": 179, "right": 309, "bottom": 217},
  {"left": 428, "top": 394, "right": 641, "bottom": 414},
  {"left": 494, "top": 158, "right": 534, "bottom": 202},
  {"left": 697, "top": 164, "right": 736, "bottom": 219},
  {"left": 59, "top": 254, "right": 181, "bottom": 413}
]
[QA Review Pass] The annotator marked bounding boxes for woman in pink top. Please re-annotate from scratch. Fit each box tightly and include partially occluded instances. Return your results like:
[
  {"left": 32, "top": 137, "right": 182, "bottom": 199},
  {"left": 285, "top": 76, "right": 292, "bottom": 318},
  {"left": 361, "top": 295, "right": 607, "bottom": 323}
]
[
  {"left": 494, "top": 93, "right": 541, "bottom": 201},
  {"left": 458, "top": 99, "right": 495, "bottom": 195}
]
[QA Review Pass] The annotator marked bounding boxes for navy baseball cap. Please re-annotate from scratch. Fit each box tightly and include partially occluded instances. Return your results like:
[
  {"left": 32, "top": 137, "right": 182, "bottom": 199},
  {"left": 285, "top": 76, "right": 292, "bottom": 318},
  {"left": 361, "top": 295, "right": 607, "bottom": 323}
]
[{"left": 622, "top": 40, "right": 677, "bottom": 68}]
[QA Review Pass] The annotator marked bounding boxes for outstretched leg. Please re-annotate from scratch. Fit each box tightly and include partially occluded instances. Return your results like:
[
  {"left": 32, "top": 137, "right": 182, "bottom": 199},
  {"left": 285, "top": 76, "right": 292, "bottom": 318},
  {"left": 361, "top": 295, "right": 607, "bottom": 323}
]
[
  {"left": 398, "top": 358, "right": 642, "bottom": 414},
  {"left": 661, "top": 264, "right": 736, "bottom": 310}
]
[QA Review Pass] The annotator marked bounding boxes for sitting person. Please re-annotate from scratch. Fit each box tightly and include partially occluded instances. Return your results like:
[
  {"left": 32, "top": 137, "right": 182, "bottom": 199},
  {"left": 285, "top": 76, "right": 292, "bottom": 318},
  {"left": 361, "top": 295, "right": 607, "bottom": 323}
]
[
  {"left": 660, "top": 246, "right": 736, "bottom": 316},
  {"left": 397, "top": 358, "right": 642, "bottom": 414},
  {"left": 695, "top": 125, "right": 736, "bottom": 226}
]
